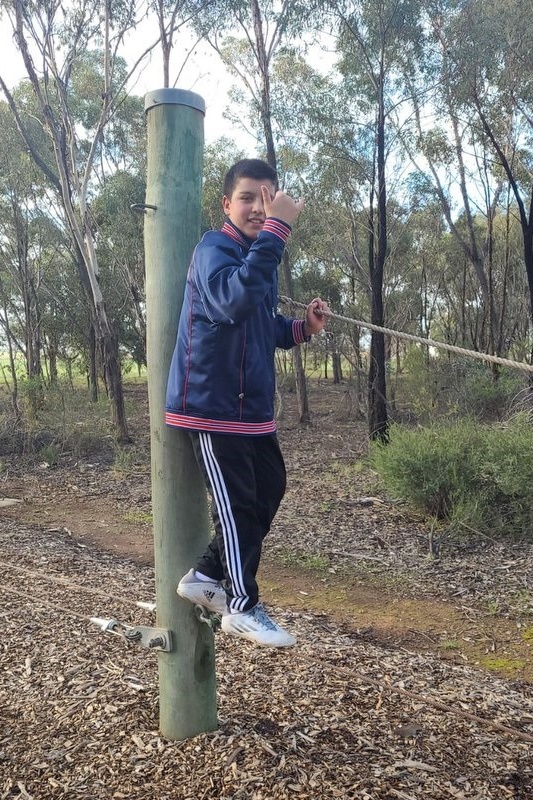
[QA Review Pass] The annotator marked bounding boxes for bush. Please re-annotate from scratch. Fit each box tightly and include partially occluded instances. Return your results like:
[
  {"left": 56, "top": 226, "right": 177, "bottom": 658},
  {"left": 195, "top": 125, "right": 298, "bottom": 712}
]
[
  {"left": 0, "top": 380, "right": 115, "bottom": 459},
  {"left": 450, "top": 362, "right": 524, "bottom": 420},
  {"left": 480, "top": 413, "right": 533, "bottom": 533},
  {"left": 369, "top": 414, "right": 533, "bottom": 538},
  {"left": 392, "top": 347, "right": 440, "bottom": 419},
  {"left": 392, "top": 352, "right": 526, "bottom": 423}
]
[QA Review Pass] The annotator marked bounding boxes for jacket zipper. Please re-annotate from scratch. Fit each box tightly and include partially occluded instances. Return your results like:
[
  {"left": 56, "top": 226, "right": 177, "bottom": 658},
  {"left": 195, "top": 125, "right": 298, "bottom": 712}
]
[{"left": 238, "top": 322, "right": 247, "bottom": 419}]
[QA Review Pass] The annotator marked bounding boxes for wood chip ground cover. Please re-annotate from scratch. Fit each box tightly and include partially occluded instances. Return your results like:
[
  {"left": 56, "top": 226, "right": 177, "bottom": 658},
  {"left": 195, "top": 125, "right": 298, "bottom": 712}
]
[
  {"left": 1, "top": 382, "right": 533, "bottom": 798},
  {"left": 1, "top": 521, "right": 533, "bottom": 799}
]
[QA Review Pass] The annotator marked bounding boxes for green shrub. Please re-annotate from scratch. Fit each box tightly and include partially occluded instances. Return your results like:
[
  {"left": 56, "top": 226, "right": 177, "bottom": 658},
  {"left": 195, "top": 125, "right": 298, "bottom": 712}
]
[
  {"left": 452, "top": 363, "right": 522, "bottom": 420},
  {"left": 370, "top": 415, "right": 533, "bottom": 538},
  {"left": 480, "top": 413, "right": 533, "bottom": 533},
  {"left": 394, "top": 354, "right": 526, "bottom": 423},
  {"left": 39, "top": 443, "right": 60, "bottom": 466},
  {"left": 394, "top": 347, "right": 439, "bottom": 418},
  {"left": 370, "top": 419, "right": 484, "bottom": 518}
]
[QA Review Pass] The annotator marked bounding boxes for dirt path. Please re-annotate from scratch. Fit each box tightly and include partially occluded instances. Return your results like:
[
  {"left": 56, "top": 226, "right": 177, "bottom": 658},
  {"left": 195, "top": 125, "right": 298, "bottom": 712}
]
[
  {"left": 2, "top": 470, "right": 532, "bottom": 683},
  {"left": 1, "top": 380, "right": 532, "bottom": 684}
]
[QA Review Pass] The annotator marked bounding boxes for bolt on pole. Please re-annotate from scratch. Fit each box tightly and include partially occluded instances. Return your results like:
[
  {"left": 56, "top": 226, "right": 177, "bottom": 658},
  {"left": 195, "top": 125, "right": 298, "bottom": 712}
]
[{"left": 144, "top": 89, "right": 217, "bottom": 740}]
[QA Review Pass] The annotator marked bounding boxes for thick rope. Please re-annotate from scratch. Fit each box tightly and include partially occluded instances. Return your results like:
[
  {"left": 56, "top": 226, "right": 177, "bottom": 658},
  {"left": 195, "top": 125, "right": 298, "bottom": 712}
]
[
  {"left": 279, "top": 295, "right": 533, "bottom": 374},
  {"left": 0, "top": 558, "right": 151, "bottom": 609},
  {"left": 2, "top": 582, "right": 92, "bottom": 622}
]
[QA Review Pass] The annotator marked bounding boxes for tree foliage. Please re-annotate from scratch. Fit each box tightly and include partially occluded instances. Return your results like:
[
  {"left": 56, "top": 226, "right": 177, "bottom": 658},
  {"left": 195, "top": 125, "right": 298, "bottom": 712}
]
[{"left": 0, "top": 0, "right": 532, "bottom": 439}]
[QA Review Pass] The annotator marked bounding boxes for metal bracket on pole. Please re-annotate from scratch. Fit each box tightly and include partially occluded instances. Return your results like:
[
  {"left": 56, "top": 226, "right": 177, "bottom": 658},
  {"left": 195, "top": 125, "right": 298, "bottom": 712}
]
[
  {"left": 90, "top": 617, "right": 172, "bottom": 652},
  {"left": 136, "top": 601, "right": 157, "bottom": 612},
  {"left": 130, "top": 203, "right": 158, "bottom": 214}
]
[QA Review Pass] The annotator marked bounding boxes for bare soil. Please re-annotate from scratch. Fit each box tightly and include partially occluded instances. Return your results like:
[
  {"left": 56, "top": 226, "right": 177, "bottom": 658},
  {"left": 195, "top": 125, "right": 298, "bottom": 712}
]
[{"left": 2, "top": 381, "right": 532, "bottom": 681}]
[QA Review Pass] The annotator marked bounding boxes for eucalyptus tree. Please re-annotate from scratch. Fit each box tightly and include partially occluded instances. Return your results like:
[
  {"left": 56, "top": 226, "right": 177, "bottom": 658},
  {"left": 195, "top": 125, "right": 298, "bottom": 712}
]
[
  {"left": 0, "top": 91, "right": 92, "bottom": 399},
  {"left": 402, "top": 198, "right": 449, "bottom": 341},
  {"left": 0, "top": 99, "right": 70, "bottom": 418},
  {"left": 0, "top": 102, "right": 44, "bottom": 391},
  {"left": 0, "top": 3, "right": 135, "bottom": 438},
  {"left": 397, "top": 3, "right": 510, "bottom": 362},
  {"left": 401, "top": 0, "right": 533, "bottom": 368},
  {"left": 0, "top": 152, "right": 87, "bottom": 411},
  {"left": 192, "top": 0, "right": 316, "bottom": 423},
  {"left": 147, "top": 0, "right": 218, "bottom": 87},
  {"left": 271, "top": 45, "right": 423, "bottom": 406},
  {"left": 38, "top": 231, "right": 90, "bottom": 388},
  {"left": 92, "top": 170, "right": 147, "bottom": 371},
  {"left": 0, "top": 1, "right": 180, "bottom": 440},
  {"left": 435, "top": 208, "right": 531, "bottom": 360},
  {"left": 270, "top": 52, "right": 369, "bottom": 308},
  {"left": 195, "top": 0, "right": 309, "bottom": 162},
  {"left": 452, "top": 0, "right": 533, "bottom": 367},
  {"left": 305, "top": 0, "right": 424, "bottom": 439}
]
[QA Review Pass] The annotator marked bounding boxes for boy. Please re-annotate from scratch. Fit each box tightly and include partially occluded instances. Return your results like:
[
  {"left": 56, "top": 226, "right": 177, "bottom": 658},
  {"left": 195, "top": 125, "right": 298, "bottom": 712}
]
[{"left": 166, "top": 158, "right": 328, "bottom": 647}]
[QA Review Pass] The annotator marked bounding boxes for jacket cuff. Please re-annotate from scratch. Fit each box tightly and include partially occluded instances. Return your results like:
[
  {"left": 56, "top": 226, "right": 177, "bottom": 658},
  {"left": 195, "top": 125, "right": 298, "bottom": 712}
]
[
  {"left": 292, "top": 319, "right": 310, "bottom": 344},
  {"left": 263, "top": 217, "right": 291, "bottom": 243}
]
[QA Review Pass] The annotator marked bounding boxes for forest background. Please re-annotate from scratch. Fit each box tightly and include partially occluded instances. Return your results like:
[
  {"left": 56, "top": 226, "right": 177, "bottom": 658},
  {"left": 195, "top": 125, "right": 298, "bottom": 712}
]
[{"left": 0, "top": 0, "right": 533, "bottom": 540}]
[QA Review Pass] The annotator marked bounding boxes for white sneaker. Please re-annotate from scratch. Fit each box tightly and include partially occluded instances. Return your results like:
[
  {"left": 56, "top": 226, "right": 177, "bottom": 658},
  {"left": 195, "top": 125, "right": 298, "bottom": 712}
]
[
  {"left": 177, "top": 569, "right": 227, "bottom": 614},
  {"left": 221, "top": 604, "right": 296, "bottom": 648}
]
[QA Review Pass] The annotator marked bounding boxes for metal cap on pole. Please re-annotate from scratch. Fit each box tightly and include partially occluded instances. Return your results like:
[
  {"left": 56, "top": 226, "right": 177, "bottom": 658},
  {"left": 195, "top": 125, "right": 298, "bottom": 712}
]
[{"left": 144, "top": 89, "right": 217, "bottom": 740}]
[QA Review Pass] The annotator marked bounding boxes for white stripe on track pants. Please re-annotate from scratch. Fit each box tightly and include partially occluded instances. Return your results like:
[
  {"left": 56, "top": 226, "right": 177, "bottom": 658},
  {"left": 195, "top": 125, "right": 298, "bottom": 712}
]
[{"left": 189, "top": 431, "right": 286, "bottom": 613}]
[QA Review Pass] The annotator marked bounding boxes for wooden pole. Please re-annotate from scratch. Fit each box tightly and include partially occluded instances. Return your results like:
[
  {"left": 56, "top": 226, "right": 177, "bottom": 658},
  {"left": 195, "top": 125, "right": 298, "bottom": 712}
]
[{"left": 144, "top": 89, "right": 217, "bottom": 740}]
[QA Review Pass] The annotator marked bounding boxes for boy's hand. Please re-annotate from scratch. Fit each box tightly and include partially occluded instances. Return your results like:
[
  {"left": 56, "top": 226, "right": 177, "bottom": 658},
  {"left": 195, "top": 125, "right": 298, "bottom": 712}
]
[
  {"left": 304, "top": 298, "right": 330, "bottom": 337},
  {"left": 261, "top": 185, "right": 304, "bottom": 225}
]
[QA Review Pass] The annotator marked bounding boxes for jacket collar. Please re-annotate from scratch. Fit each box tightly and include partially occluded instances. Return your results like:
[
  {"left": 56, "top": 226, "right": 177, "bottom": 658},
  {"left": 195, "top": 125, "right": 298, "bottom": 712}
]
[{"left": 221, "top": 218, "right": 253, "bottom": 250}]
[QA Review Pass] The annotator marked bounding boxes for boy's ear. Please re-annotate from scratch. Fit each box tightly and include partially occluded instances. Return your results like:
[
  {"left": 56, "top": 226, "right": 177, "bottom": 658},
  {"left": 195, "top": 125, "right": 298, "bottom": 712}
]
[{"left": 222, "top": 194, "right": 230, "bottom": 215}]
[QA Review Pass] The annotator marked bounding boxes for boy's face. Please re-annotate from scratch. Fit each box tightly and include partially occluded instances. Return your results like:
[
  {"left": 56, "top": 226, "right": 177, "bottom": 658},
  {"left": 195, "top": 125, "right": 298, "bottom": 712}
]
[{"left": 222, "top": 177, "right": 276, "bottom": 240}]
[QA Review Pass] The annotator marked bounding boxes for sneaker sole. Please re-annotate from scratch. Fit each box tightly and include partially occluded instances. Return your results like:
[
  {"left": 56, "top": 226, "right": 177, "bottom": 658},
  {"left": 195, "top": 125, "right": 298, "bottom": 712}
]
[
  {"left": 221, "top": 624, "right": 296, "bottom": 648},
  {"left": 176, "top": 587, "right": 227, "bottom": 616}
]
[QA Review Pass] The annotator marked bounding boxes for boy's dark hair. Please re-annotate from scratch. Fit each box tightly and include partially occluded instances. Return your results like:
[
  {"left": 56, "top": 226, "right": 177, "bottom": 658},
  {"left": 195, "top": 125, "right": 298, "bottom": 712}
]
[{"left": 223, "top": 159, "right": 278, "bottom": 198}]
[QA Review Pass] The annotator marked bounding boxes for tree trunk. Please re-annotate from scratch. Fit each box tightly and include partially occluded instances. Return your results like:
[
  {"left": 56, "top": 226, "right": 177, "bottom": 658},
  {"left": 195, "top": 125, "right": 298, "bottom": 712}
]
[
  {"left": 523, "top": 232, "right": 533, "bottom": 387},
  {"left": 100, "top": 320, "right": 130, "bottom": 443},
  {"left": 88, "top": 323, "right": 98, "bottom": 403},
  {"left": 251, "top": 0, "right": 276, "bottom": 167},
  {"left": 48, "top": 343, "right": 58, "bottom": 386},
  {"left": 12, "top": 202, "right": 43, "bottom": 413},
  {"left": 1, "top": 298, "right": 22, "bottom": 421},
  {"left": 368, "top": 74, "right": 388, "bottom": 442},
  {"left": 281, "top": 253, "right": 309, "bottom": 423},
  {"left": 332, "top": 352, "right": 342, "bottom": 384}
]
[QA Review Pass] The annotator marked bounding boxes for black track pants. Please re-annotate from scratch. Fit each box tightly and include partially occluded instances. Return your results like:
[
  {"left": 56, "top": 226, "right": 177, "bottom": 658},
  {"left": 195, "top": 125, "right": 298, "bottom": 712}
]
[{"left": 189, "top": 431, "right": 287, "bottom": 613}]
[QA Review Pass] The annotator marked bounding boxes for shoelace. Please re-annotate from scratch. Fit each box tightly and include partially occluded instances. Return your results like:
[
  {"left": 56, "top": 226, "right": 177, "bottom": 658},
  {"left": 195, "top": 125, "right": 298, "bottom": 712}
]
[{"left": 251, "top": 603, "right": 277, "bottom": 631}]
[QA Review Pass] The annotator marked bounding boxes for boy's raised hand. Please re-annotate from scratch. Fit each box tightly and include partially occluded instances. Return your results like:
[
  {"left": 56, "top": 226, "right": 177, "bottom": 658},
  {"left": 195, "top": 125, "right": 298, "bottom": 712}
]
[{"left": 261, "top": 185, "right": 304, "bottom": 226}]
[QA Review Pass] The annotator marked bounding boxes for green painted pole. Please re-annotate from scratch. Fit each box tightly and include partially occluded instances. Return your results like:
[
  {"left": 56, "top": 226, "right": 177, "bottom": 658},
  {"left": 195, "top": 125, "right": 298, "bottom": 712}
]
[{"left": 144, "top": 89, "right": 217, "bottom": 740}]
